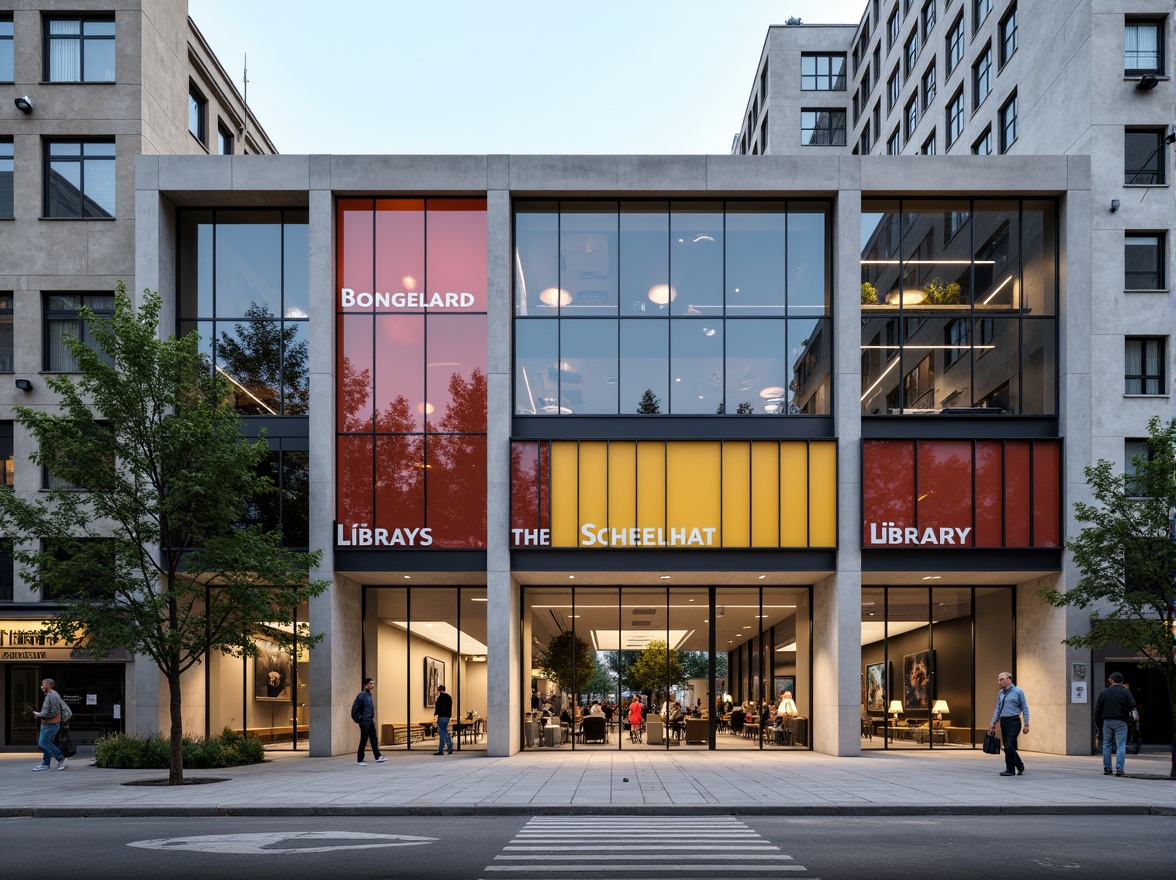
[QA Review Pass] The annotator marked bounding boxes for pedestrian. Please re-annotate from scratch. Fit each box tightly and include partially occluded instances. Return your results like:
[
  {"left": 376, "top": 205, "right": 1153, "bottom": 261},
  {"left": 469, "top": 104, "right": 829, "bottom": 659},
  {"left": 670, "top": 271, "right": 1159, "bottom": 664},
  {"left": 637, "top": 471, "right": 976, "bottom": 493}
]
[
  {"left": 350, "top": 677, "right": 386, "bottom": 766},
  {"left": 1094, "top": 671, "right": 1137, "bottom": 777},
  {"left": 989, "top": 671, "right": 1029, "bottom": 776},
  {"left": 433, "top": 684, "right": 454, "bottom": 755},
  {"left": 31, "top": 678, "right": 69, "bottom": 771}
]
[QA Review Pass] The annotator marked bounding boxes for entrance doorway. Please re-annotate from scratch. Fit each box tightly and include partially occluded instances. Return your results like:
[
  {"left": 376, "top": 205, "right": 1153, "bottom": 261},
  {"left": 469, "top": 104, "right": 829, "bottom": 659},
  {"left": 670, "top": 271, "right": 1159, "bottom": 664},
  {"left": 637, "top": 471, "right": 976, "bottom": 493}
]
[
  {"left": 5, "top": 663, "right": 125, "bottom": 746},
  {"left": 522, "top": 584, "right": 811, "bottom": 751}
]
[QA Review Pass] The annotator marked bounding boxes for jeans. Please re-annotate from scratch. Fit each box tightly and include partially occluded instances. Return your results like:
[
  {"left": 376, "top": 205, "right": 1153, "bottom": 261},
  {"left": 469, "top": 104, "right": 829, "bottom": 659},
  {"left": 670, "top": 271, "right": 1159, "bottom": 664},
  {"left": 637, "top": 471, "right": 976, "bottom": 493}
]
[
  {"left": 999, "top": 716, "right": 1024, "bottom": 773},
  {"left": 436, "top": 717, "right": 453, "bottom": 753},
  {"left": 38, "top": 722, "right": 64, "bottom": 766},
  {"left": 1102, "top": 719, "right": 1127, "bottom": 772},
  {"left": 356, "top": 720, "right": 381, "bottom": 762}
]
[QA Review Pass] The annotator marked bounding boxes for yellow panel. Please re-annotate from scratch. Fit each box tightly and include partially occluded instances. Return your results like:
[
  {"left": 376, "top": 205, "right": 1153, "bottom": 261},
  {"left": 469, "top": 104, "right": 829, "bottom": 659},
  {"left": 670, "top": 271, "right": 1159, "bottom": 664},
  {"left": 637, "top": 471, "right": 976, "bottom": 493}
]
[
  {"left": 721, "top": 442, "right": 751, "bottom": 547},
  {"left": 550, "top": 441, "right": 580, "bottom": 547},
  {"left": 636, "top": 442, "right": 666, "bottom": 536},
  {"left": 807, "top": 441, "right": 838, "bottom": 547},
  {"left": 751, "top": 441, "right": 781, "bottom": 547},
  {"left": 608, "top": 442, "right": 638, "bottom": 535},
  {"left": 578, "top": 442, "right": 609, "bottom": 544},
  {"left": 666, "top": 442, "right": 721, "bottom": 547},
  {"left": 779, "top": 443, "right": 810, "bottom": 546}
]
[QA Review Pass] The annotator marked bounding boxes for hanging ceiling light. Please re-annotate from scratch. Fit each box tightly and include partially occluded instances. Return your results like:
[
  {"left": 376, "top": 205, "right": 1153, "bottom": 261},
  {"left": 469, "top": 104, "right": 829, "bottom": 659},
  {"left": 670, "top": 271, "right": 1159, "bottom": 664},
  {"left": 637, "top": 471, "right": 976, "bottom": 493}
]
[{"left": 647, "top": 284, "right": 677, "bottom": 305}]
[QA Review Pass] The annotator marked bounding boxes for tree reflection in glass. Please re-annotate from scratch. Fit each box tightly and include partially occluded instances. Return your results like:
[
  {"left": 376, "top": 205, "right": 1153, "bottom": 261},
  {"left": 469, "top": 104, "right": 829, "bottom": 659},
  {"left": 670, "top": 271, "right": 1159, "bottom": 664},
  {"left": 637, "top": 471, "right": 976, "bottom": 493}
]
[{"left": 216, "top": 303, "right": 309, "bottom": 415}]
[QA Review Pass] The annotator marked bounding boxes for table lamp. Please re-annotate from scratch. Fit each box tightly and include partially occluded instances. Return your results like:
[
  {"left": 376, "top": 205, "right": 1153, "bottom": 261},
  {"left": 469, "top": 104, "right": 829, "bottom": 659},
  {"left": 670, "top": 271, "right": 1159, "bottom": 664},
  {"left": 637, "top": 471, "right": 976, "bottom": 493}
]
[
  {"left": 932, "top": 699, "right": 950, "bottom": 728},
  {"left": 888, "top": 700, "right": 903, "bottom": 726}
]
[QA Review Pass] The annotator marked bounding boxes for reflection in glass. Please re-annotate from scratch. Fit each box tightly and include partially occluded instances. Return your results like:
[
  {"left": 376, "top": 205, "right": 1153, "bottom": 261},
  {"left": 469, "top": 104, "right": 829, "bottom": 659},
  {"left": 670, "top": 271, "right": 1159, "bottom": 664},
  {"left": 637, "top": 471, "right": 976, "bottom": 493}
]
[
  {"left": 726, "top": 206, "right": 785, "bottom": 316},
  {"left": 215, "top": 216, "right": 282, "bottom": 318},
  {"left": 671, "top": 320, "right": 723, "bottom": 414},
  {"left": 374, "top": 315, "right": 424, "bottom": 432},
  {"left": 216, "top": 305, "right": 309, "bottom": 415},
  {"left": 671, "top": 206, "right": 723, "bottom": 316},
  {"left": 426, "top": 434, "right": 487, "bottom": 548},
  {"left": 620, "top": 320, "right": 669, "bottom": 415},
  {"left": 375, "top": 435, "right": 424, "bottom": 533},
  {"left": 787, "top": 211, "right": 829, "bottom": 315},
  {"left": 560, "top": 205, "right": 618, "bottom": 316},
  {"left": 427, "top": 315, "right": 488, "bottom": 432},
  {"left": 283, "top": 216, "right": 310, "bottom": 318},
  {"left": 725, "top": 320, "right": 786, "bottom": 414},
  {"left": 789, "top": 318, "right": 831, "bottom": 414},
  {"left": 515, "top": 319, "right": 559, "bottom": 414},
  {"left": 514, "top": 206, "right": 558, "bottom": 316},
  {"left": 374, "top": 200, "right": 424, "bottom": 310},
  {"left": 427, "top": 200, "right": 489, "bottom": 312},
  {"left": 339, "top": 314, "right": 374, "bottom": 431},
  {"left": 620, "top": 205, "right": 669, "bottom": 317},
  {"left": 337, "top": 435, "right": 374, "bottom": 526},
  {"left": 560, "top": 320, "right": 618, "bottom": 414}
]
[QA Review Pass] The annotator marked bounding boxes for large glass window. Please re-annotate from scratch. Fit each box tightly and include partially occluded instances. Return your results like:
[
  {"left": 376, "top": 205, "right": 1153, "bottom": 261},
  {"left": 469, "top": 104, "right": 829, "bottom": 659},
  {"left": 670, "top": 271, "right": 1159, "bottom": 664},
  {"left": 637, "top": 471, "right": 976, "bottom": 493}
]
[
  {"left": 0, "top": 138, "right": 12, "bottom": 218},
  {"left": 861, "top": 198, "right": 1057, "bottom": 415},
  {"left": 1125, "top": 337, "right": 1165, "bottom": 395},
  {"left": 515, "top": 202, "right": 832, "bottom": 416},
  {"left": 43, "top": 293, "right": 113, "bottom": 371},
  {"left": 800, "top": 53, "right": 846, "bottom": 90},
  {"left": 1125, "top": 129, "right": 1166, "bottom": 185},
  {"left": 45, "top": 17, "right": 115, "bottom": 82},
  {"left": 801, "top": 110, "right": 847, "bottom": 145},
  {"left": 44, "top": 140, "right": 115, "bottom": 219},
  {"left": 1124, "top": 18, "right": 1164, "bottom": 75}
]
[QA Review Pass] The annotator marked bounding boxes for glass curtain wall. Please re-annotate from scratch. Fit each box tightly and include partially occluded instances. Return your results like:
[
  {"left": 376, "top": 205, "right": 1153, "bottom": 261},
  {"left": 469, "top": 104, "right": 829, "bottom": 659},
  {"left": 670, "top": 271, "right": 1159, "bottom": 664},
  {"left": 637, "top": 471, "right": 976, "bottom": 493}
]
[
  {"left": 362, "top": 586, "right": 489, "bottom": 751},
  {"left": 862, "top": 586, "right": 1012, "bottom": 749},
  {"left": 523, "top": 584, "right": 810, "bottom": 751}
]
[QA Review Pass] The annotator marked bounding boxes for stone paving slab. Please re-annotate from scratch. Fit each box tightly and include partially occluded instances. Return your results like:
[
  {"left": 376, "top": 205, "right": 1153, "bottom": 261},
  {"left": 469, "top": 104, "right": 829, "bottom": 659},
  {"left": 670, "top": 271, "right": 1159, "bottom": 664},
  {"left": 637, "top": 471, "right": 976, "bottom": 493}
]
[{"left": 0, "top": 747, "right": 1170, "bottom": 817}]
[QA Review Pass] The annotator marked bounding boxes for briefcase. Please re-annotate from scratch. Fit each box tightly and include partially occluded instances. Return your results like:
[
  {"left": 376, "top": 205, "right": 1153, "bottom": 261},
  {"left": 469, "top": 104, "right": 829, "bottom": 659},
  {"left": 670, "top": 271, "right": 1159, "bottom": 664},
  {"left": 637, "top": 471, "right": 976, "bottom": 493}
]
[{"left": 982, "top": 731, "right": 1001, "bottom": 755}]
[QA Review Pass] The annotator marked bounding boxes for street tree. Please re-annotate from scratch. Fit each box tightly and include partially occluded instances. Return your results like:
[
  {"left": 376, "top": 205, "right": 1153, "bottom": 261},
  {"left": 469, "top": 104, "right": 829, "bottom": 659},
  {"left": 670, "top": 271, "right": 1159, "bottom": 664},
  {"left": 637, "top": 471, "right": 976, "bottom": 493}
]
[
  {"left": 1039, "top": 416, "right": 1176, "bottom": 778},
  {"left": 0, "top": 286, "right": 327, "bottom": 784}
]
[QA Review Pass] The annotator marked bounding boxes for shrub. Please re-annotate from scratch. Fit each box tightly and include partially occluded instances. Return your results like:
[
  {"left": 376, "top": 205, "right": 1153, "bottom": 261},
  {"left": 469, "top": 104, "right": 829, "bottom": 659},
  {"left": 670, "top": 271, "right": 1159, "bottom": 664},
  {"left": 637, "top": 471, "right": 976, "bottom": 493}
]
[{"left": 94, "top": 727, "right": 265, "bottom": 769}]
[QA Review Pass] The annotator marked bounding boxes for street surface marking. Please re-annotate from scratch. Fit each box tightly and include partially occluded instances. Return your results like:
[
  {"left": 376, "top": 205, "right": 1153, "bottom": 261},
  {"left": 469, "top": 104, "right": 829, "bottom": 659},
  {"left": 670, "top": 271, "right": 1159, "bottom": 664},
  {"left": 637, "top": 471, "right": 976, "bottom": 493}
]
[{"left": 128, "top": 831, "right": 436, "bottom": 854}]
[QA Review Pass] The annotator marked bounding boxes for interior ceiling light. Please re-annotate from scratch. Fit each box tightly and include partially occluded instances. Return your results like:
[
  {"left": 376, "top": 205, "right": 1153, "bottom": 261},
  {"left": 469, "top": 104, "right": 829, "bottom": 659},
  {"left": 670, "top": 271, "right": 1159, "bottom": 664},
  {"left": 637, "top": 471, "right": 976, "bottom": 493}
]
[
  {"left": 402, "top": 276, "right": 417, "bottom": 288},
  {"left": 922, "top": 575, "right": 942, "bottom": 581},
  {"left": 758, "top": 574, "right": 767, "bottom": 580},
  {"left": 860, "top": 259, "right": 995, "bottom": 265},
  {"left": 884, "top": 288, "right": 927, "bottom": 305},
  {"left": 759, "top": 387, "right": 785, "bottom": 400},
  {"left": 539, "top": 287, "right": 572, "bottom": 307},
  {"left": 659, "top": 575, "right": 671, "bottom": 580},
  {"left": 590, "top": 629, "right": 692, "bottom": 651},
  {"left": 417, "top": 402, "right": 434, "bottom": 414},
  {"left": 647, "top": 284, "right": 677, "bottom": 305},
  {"left": 386, "top": 620, "right": 488, "bottom": 654}
]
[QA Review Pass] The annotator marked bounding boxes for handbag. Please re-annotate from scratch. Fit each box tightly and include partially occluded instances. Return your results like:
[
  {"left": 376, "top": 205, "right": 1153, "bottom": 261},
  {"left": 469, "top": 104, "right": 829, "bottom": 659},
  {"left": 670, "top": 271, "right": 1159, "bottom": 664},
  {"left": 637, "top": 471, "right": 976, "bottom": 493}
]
[
  {"left": 982, "top": 731, "right": 1001, "bottom": 755},
  {"left": 57, "top": 725, "right": 77, "bottom": 758}
]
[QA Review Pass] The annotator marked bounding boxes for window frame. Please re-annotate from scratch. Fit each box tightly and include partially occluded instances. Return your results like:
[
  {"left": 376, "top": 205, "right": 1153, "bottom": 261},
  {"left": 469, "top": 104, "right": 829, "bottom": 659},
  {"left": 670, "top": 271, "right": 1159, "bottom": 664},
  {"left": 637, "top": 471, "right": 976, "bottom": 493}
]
[
  {"left": 42, "top": 292, "right": 115, "bottom": 372},
  {"left": 1124, "top": 232, "right": 1166, "bottom": 290},
  {"left": 905, "top": 95, "right": 919, "bottom": 141},
  {"left": 999, "top": 91, "right": 1018, "bottom": 153},
  {"left": 0, "top": 293, "right": 12, "bottom": 374},
  {"left": 946, "top": 14, "right": 964, "bottom": 77},
  {"left": 972, "top": 126, "right": 993, "bottom": 155},
  {"left": 1124, "top": 128, "right": 1166, "bottom": 185},
  {"left": 998, "top": 3, "right": 1018, "bottom": 68},
  {"left": 43, "top": 15, "right": 115, "bottom": 83},
  {"left": 217, "top": 121, "right": 234, "bottom": 155},
  {"left": 800, "top": 109, "right": 848, "bottom": 146},
  {"left": 973, "top": 0, "right": 992, "bottom": 29},
  {"left": 42, "top": 138, "right": 116, "bottom": 219},
  {"left": 922, "top": 62, "right": 937, "bottom": 109},
  {"left": 0, "top": 137, "right": 12, "bottom": 219},
  {"left": 1124, "top": 16, "right": 1165, "bottom": 76},
  {"left": 0, "top": 15, "right": 13, "bottom": 83},
  {"left": 800, "top": 53, "right": 847, "bottom": 91},
  {"left": 922, "top": 131, "right": 937, "bottom": 155},
  {"left": 188, "top": 83, "right": 208, "bottom": 147},
  {"left": 888, "top": 9, "right": 900, "bottom": 50},
  {"left": 972, "top": 42, "right": 992, "bottom": 108},
  {"left": 888, "top": 66, "right": 901, "bottom": 112},
  {"left": 922, "top": 0, "right": 936, "bottom": 40},
  {"left": 904, "top": 30, "right": 919, "bottom": 77},
  {"left": 946, "top": 87, "right": 965, "bottom": 147},
  {"left": 887, "top": 128, "right": 902, "bottom": 155},
  {"left": 1124, "top": 336, "right": 1166, "bottom": 395}
]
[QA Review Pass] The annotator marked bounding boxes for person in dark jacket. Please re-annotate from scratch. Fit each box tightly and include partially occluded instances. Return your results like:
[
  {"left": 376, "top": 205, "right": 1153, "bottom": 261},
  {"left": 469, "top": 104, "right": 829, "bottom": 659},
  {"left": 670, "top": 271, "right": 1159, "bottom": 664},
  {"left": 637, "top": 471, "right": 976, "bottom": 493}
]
[
  {"left": 351, "top": 677, "right": 385, "bottom": 766},
  {"left": 433, "top": 684, "right": 454, "bottom": 755},
  {"left": 1094, "top": 672, "right": 1138, "bottom": 777}
]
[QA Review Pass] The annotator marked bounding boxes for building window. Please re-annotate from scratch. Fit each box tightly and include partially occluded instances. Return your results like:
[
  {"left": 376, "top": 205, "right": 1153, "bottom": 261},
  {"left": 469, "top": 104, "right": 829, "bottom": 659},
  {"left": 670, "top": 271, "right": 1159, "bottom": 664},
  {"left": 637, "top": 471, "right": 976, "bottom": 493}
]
[
  {"left": 922, "top": 131, "right": 937, "bottom": 154},
  {"left": 922, "top": 63, "right": 937, "bottom": 108},
  {"left": 0, "top": 138, "right": 12, "bottom": 218},
  {"left": 0, "top": 295, "right": 11, "bottom": 372},
  {"left": 44, "top": 139, "right": 115, "bottom": 219},
  {"left": 887, "top": 67, "right": 901, "bottom": 111},
  {"left": 801, "top": 53, "right": 847, "bottom": 90},
  {"left": 886, "top": 128, "right": 901, "bottom": 155},
  {"left": 888, "top": 9, "right": 899, "bottom": 49},
  {"left": 972, "top": 126, "right": 992, "bottom": 155},
  {"left": 43, "top": 293, "right": 115, "bottom": 371},
  {"left": 946, "top": 15, "right": 964, "bottom": 76},
  {"left": 972, "top": 44, "right": 992, "bottom": 107},
  {"left": 44, "top": 17, "right": 115, "bottom": 82},
  {"left": 760, "top": 113, "right": 768, "bottom": 152},
  {"left": 999, "top": 92, "right": 1018, "bottom": 153},
  {"left": 1, "top": 17, "right": 13, "bottom": 82},
  {"left": 946, "top": 88, "right": 965, "bottom": 146},
  {"left": 801, "top": 109, "right": 847, "bottom": 145},
  {"left": 1125, "top": 337, "right": 1165, "bottom": 394},
  {"left": 760, "top": 60, "right": 769, "bottom": 99},
  {"left": 188, "top": 84, "right": 207, "bottom": 146},
  {"left": 861, "top": 121, "right": 873, "bottom": 155},
  {"left": 1125, "top": 129, "right": 1166, "bottom": 184},
  {"left": 1125, "top": 233, "right": 1165, "bottom": 290},
  {"left": 999, "top": 4, "right": 1018, "bottom": 67},
  {"left": 217, "top": 121, "right": 234, "bottom": 155},
  {"left": 905, "top": 97, "right": 919, "bottom": 140},
  {"left": 973, "top": 0, "right": 991, "bottom": 28},
  {"left": 1124, "top": 18, "right": 1164, "bottom": 75},
  {"left": 1124, "top": 439, "right": 1150, "bottom": 497},
  {"left": 922, "top": 0, "right": 936, "bottom": 39},
  {"left": 944, "top": 317, "right": 968, "bottom": 366},
  {"left": 904, "top": 31, "right": 919, "bottom": 77}
]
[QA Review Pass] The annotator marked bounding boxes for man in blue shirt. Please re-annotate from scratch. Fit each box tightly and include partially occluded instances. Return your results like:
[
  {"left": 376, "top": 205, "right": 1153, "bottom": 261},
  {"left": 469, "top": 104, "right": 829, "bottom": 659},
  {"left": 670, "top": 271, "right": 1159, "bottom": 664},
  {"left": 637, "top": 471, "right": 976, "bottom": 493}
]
[{"left": 989, "top": 671, "right": 1030, "bottom": 776}]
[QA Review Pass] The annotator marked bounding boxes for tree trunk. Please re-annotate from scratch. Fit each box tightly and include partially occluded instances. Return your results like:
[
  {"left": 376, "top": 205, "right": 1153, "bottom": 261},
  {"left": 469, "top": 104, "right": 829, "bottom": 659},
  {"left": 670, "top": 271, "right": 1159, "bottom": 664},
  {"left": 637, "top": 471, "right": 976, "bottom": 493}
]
[{"left": 168, "top": 666, "right": 184, "bottom": 785}]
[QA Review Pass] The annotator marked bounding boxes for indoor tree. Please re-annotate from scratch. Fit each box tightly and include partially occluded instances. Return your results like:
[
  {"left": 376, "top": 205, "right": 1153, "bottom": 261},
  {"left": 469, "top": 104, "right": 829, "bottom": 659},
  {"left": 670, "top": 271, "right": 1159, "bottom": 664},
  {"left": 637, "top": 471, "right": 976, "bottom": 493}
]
[
  {"left": 537, "top": 630, "right": 595, "bottom": 700},
  {"left": 627, "top": 639, "right": 684, "bottom": 705}
]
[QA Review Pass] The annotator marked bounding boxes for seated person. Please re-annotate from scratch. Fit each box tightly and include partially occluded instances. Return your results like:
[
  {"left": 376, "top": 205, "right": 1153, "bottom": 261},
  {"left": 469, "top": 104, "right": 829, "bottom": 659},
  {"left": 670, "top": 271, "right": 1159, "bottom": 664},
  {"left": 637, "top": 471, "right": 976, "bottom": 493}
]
[
  {"left": 730, "top": 705, "right": 746, "bottom": 734},
  {"left": 560, "top": 708, "right": 573, "bottom": 727},
  {"left": 588, "top": 702, "right": 604, "bottom": 717},
  {"left": 775, "top": 691, "right": 797, "bottom": 721}
]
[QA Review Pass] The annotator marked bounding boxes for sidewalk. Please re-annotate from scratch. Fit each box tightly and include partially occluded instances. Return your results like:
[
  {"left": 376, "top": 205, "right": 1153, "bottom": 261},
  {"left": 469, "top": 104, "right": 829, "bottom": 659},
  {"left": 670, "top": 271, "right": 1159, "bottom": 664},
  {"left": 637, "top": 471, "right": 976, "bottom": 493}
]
[{"left": 0, "top": 746, "right": 1170, "bottom": 817}]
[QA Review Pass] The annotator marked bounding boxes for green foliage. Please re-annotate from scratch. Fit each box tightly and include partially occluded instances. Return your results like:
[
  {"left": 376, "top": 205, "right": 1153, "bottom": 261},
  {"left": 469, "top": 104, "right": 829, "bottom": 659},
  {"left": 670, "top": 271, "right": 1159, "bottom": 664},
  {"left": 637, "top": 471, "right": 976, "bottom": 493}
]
[
  {"left": 627, "top": 639, "right": 684, "bottom": 699},
  {"left": 538, "top": 630, "right": 596, "bottom": 695},
  {"left": 861, "top": 282, "right": 878, "bottom": 304},
  {"left": 1039, "top": 416, "right": 1176, "bottom": 777},
  {"left": 581, "top": 655, "right": 616, "bottom": 699},
  {"left": 735, "top": 402, "right": 755, "bottom": 414},
  {"left": 637, "top": 388, "right": 662, "bottom": 414},
  {"left": 923, "top": 278, "right": 962, "bottom": 305},
  {"left": 95, "top": 727, "right": 265, "bottom": 769}
]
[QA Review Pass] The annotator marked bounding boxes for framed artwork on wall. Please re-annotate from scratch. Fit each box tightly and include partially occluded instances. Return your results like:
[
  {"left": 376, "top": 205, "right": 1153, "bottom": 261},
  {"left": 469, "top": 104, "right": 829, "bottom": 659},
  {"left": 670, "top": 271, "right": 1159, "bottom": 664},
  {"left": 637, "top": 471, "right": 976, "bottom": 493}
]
[
  {"left": 254, "top": 638, "right": 292, "bottom": 701},
  {"left": 902, "top": 650, "right": 933, "bottom": 710},
  {"left": 865, "top": 661, "right": 887, "bottom": 713},
  {"left": 773, "top": 677, "right": 796, "bottom": 702},
  {"left": 425, "top": 656, "right": 445, "bottom": 708}
]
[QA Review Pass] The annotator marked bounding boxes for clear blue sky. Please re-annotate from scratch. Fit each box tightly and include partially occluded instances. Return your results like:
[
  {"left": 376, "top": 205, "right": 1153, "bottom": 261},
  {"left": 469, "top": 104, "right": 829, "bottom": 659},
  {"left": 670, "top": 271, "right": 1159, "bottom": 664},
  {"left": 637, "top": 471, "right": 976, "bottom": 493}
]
[{"left": 187, "top": 0, "right": 867, "bottom": 155}]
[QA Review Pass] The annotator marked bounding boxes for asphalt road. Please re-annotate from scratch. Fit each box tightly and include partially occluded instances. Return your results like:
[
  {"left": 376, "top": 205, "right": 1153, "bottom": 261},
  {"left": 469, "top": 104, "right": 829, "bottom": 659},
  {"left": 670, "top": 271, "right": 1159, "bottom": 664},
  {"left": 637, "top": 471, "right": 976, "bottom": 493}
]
[{"left": 1, "top": 813, "right": 1172, "bottom": 880}]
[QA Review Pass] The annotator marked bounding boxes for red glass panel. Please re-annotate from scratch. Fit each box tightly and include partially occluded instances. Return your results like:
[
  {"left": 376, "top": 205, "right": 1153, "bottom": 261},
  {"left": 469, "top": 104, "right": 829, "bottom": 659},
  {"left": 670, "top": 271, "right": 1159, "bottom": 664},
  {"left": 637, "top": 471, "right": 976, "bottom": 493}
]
[
  {"left": 1032, "top": 440, "right": 1061, "bottom": 547},
  {"left": 974, "top": 440, "right": 1004, "bottom": 547},
  {"left": 374, "top": 199, "right": 425, "bottom": 312},
  {"left": 373, "top": 314, "right": 424, "bottom": 432},
  {"left": 337, "top": 435, "right": 374, "bottom": 529},
  {"left": 511, "top": 441, "right": 541, "bottom": 535},
  {"left": 426, "top": 200, "right": 487, "bottom": 312},
  {"left": 539, "top": 440, "right": 551, "bottom": 531},
  {"left": 375, "top": 435, "right": 426, "bottom": 536},
  {"left": 338, "top": 314, "right": 373, "bottom": 432},
  {"left": 1005, "top": 440, "right": 1031, "bottom": 545},
  {"left": 338, "top": 199, "right": 374, "bottom": 312},
  {"left": 916, "top": 440, "right": 973, "bottom": 547},
  {"left": 426, "top": 314, "right": 488, "bottom": 433},
  {"left": 427, "top": 434, "right": 487, "bottom": 548},
  {"left": 862, "top": 440, "right": 915, "bottom": 545}
]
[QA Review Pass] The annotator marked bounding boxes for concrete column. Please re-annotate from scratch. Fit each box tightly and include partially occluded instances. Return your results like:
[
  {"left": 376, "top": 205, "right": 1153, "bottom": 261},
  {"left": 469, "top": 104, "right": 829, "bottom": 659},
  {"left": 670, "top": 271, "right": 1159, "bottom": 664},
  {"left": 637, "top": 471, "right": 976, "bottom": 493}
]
[{"left": 485, "top": 163, "right": 520, "bottom": 756}]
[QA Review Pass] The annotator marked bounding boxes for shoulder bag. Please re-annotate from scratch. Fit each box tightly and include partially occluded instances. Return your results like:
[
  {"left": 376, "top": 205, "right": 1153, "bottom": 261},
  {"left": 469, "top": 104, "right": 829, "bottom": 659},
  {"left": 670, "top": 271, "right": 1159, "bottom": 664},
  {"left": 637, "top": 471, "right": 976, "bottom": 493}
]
[
  {"left": 982, "top": 731, "right": 1001, "bottom": 754},
  {"left": 57, "top": 724, "right": 77, "bottom": 758}
]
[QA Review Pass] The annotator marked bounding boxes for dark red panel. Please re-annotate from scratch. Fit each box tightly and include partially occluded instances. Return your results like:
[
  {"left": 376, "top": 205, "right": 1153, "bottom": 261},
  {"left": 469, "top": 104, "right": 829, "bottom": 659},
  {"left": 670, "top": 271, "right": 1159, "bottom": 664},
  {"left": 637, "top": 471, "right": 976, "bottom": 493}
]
[
  {"left": 862, "top": 440, "right": 915, "bottom": 546},
  {"left": 337, "top": 314, "right": 373, "bottom": 433},
  {"left": 511, "top": 441, "right": 540, "bottom": 534},
  {"left": 1005, "top": 440, "right": 1032, "bottom": 545},
  {"left": 974, "top": 440, "right": 1004, "bottom": 547},
  {"left": 373, "top": 314, "right": 424, "bottom": 432},
  {"left": 916, "top": 440, "right": 974, "bottom": 547},
  {"left": 374, "top": 199, "right": 425, "bottom": 312},
  {"left": 426, "top": 434, "right": 487, "bottom": 548},
  {"left": 1032, "top": 440, "right": 1061, "bottom": 547},
  {"left": 375, "top": 435, "right": 426, "bottom": 537},
  {"left": 337, "top": 435, "right": 374, "bottom": 529},
  {"left": 426, "top": 200, "right": 487, "bottom": 312},
  {"left": 426, "top": 314, "right": 487, "bottom": 433},
  {"left": 538, "top": 440, "right": 551, "bottom": 531},
  {"left": 337, "top": 199, "right": 373, "bottom": 312}
]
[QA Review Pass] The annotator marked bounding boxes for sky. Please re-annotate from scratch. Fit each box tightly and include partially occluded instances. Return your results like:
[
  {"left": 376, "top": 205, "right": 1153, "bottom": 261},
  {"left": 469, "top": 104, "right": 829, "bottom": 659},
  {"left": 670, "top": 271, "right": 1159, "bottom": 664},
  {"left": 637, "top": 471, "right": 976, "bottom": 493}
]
[{"left": 186, "top": 0, "right": 868, "bottom": 155}]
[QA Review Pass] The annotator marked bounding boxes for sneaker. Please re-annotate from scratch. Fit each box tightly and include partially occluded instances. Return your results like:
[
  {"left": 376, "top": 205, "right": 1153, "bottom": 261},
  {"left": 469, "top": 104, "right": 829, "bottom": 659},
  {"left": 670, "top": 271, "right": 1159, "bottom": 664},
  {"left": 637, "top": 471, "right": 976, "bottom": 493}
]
[
  {"left": 357, "top": 761, "right": 368, "bottom": 766},
  {"left": 32, "top": 765, "right": 50, "bottom": 772},
  {"left": 433, "top": 751, "right": 444, "bottom": 755},
  {"left": 1103, "top": 768, "right": 1113, "bottom": 775},
  {"left": 1115, "top": 770, "right": 1125, "bottom": 777},
  {"left": 375, "top": 756, "right": 387, "bottom": 763},
  {"left": 1017, "top": 767, "right": 1024, "bottom": 775},
  {"left": 56, "top": 758, "right": 69, "bottom": 770}
]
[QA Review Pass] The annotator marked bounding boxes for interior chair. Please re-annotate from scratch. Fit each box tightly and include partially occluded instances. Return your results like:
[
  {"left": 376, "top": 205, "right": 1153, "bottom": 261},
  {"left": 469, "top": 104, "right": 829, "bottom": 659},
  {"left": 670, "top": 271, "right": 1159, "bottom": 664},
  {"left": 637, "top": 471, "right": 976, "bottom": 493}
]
[{"left": 581, "top": 715, "right": 607, "bottom": 744}]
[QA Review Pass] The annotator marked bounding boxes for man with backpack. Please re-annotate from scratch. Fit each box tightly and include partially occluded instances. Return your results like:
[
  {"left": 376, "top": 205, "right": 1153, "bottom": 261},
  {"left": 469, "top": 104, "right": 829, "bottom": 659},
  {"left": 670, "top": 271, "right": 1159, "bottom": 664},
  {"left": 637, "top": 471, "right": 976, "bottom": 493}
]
[
  {"left": 31, "top": 678, "right": 70, "bottom": 771},
  {"left": 350, "top": 677, "right": 386, "bottom": 766},
  {"left": 1095, "top": 672, "right": 1138, "bottom": 777}
]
